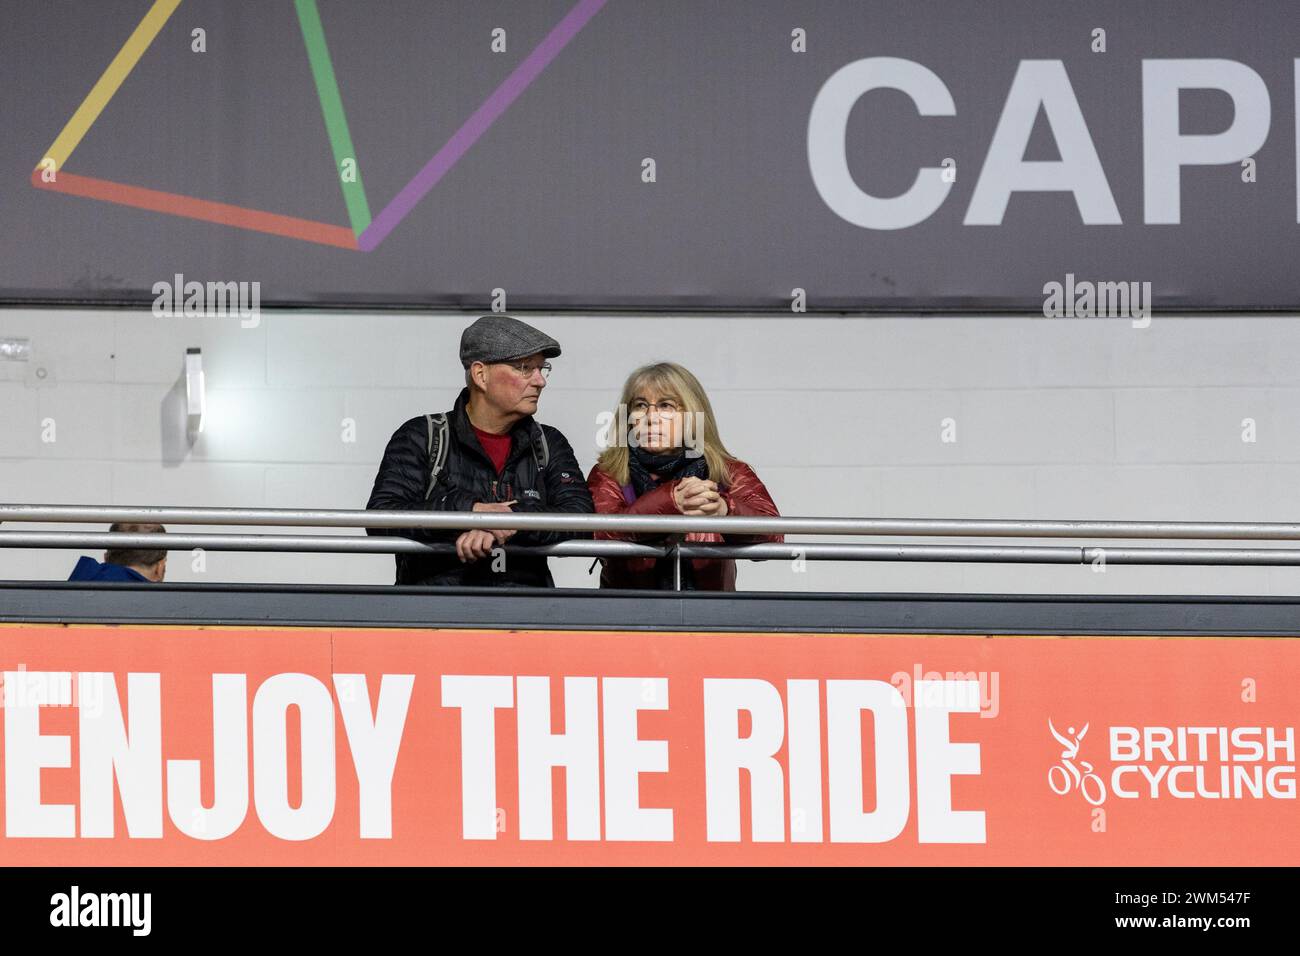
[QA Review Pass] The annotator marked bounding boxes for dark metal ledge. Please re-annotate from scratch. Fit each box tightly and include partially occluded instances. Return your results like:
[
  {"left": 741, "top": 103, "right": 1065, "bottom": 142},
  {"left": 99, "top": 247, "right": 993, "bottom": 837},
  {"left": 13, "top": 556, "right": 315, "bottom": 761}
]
[{"left": 2, "top": 581, "right": 1300, "bottom": 635}]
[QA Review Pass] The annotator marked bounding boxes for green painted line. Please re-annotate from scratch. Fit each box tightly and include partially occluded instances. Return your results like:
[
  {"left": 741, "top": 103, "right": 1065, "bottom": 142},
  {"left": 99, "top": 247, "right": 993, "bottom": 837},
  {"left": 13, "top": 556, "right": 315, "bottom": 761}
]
[{"left": 294, "top": 0, "right": 371, "bottom": 235}]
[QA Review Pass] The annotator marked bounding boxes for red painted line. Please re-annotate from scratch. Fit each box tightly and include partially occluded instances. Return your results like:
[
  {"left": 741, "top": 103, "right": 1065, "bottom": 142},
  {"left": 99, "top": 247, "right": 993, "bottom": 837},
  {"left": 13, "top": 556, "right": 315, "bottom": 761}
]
[{"left": 31, "top": 168, "right": 358, "bottom": 250}]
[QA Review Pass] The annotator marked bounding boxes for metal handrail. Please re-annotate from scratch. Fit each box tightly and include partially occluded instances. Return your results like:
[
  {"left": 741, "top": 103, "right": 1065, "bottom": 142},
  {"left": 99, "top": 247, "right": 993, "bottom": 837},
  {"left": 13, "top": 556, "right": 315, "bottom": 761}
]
[
  {"left": 8, "top": 531, "right": 1300, "bottom": 566},
  {"left": 0, "top": 530, "right": 662, "bottom": 557},
  {"left": 4, "top": 503, "right": 1300, "bottom": 540},
  {"left": 9, "top": 505, "right": 1300, "bottom": 573}
]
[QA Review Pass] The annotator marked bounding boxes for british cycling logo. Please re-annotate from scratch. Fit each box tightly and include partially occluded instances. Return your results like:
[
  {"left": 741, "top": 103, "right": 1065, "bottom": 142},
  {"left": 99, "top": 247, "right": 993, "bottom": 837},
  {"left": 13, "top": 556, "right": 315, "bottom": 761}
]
[
  {"left": 1048, "top": 719, "right": 1107, "bottom": 806},
  {"left": 1047, "top": 719, "right": 1296, "bottom": 805}
]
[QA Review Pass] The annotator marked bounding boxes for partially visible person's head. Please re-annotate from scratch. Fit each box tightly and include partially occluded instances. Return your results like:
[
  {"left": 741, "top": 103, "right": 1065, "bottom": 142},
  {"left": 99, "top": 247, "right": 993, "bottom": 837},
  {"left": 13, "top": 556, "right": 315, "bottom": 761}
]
[
  {"left": 105, "top": 522, "right": 167, "bottom": 582},
  {"left": 459, "top": 315, "right": 561, "bottom": 424},
  {"left": 598, "top": 362, "right": 734, "bottom": 485}
]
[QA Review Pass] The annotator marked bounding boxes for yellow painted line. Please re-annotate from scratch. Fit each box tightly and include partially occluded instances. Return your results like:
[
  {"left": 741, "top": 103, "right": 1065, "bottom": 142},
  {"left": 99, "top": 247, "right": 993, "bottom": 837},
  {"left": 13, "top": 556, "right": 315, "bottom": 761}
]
[{"left": 37, "top": 0, "right": 182, "bottom": 171}]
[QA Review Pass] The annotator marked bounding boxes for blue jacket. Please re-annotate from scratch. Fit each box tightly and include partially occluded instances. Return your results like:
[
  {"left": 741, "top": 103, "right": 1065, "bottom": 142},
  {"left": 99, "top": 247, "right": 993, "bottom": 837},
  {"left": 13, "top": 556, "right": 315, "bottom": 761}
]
[{"left": 67, "top": 556, "right": 150, "bottom": 583}]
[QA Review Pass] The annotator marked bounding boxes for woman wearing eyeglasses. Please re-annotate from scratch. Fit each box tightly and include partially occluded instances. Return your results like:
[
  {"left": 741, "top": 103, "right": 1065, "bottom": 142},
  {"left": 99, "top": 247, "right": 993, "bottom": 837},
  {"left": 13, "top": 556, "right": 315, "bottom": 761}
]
[{"left": 586, "top": 362, "right": 782, "bottom": 590}]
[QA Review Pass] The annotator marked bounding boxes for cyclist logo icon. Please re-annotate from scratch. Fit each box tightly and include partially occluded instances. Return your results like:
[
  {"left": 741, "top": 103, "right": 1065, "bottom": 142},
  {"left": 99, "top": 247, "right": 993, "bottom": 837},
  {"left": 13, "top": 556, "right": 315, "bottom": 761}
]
[{"left": 1048, "top": 719, "right": 1107, "bottom": 806}]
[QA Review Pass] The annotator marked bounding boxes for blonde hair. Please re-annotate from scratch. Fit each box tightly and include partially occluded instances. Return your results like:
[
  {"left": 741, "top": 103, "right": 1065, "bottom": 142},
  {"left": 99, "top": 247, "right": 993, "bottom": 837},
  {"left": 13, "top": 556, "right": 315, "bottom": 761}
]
[{"left": 596, "top": 362, "right": 735, "bottom": 487}]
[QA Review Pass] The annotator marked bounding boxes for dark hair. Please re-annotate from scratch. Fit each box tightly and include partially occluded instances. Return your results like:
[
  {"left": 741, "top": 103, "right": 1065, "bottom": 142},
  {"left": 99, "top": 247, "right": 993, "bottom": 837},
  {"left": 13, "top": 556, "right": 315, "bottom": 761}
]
[{"left": 104, "top": 522, "right": 167, "bottom": 569}]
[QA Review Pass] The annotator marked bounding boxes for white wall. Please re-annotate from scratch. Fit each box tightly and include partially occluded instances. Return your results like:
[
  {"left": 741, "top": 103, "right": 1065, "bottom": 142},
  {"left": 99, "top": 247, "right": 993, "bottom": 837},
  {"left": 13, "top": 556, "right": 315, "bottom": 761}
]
[{"left": 3, "top": 308, "right": 1300, "bottom": 595}]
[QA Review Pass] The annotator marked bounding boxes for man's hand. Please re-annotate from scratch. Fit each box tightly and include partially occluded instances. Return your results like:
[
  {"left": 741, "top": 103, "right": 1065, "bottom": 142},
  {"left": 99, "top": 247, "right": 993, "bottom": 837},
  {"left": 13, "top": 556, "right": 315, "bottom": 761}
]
[
  {"left": 455, "top": 529, "right": 498, "bottom": 563},
  {"left": 674, "top": 478, "right": 728, "bottom": 516},
  {"left": 472, "top": 499, "right": 518, "bottom": 545}
]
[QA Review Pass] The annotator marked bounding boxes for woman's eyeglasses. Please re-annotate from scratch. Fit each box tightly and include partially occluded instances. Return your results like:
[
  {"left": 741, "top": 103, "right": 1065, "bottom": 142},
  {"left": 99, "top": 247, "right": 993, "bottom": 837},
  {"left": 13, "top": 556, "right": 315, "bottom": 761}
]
[{"left": 628, "top": 399, "right": 680, "bottom": 419}]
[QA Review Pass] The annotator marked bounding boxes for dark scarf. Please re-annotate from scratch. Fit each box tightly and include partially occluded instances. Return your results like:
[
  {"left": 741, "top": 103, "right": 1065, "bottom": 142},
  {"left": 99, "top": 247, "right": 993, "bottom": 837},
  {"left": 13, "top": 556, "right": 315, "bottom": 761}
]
[
  {"left": 628, "top": 446, "right": 709, "bottom": 497},
  {"left": 628, "top": 446, "right": 710, "bottom": 589}
]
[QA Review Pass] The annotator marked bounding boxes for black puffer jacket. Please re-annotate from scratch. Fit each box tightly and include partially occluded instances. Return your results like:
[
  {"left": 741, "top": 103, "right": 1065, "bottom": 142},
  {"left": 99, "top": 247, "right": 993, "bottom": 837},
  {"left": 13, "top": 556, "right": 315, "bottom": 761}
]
[{"left": 365, "top": 388, "right": 595, "bottom": 586}]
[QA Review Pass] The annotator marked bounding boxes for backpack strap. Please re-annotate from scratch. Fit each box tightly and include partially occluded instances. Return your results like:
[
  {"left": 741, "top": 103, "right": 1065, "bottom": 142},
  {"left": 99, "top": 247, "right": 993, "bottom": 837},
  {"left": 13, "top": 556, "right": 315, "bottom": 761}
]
[
  {"left": 531, "top": 421, "right": 549, "bottom": 471},
  {"left": 424, "top": 413, "right": 449, "bottom": 500}
]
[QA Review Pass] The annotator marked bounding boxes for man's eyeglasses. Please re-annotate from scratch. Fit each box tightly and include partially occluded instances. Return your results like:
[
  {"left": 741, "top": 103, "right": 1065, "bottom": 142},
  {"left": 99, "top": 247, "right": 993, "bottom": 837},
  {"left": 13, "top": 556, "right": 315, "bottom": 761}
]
[
  {"left": 502, "top": 361, "right": 552, "bottom": 380},
  {"left": 628, "top": 399, "right": 680, "bottom": 419}
]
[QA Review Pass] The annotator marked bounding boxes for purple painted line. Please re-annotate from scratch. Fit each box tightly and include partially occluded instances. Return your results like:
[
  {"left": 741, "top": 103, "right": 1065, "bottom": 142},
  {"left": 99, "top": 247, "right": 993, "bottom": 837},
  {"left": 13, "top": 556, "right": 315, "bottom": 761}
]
[{"left": 358, "top": 0, "right": 610, "bottom": 252}]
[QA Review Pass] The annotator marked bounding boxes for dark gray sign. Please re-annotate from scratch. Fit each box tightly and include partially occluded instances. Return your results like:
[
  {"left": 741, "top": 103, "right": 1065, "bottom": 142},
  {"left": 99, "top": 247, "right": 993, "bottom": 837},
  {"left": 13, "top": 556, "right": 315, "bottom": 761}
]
[{"left": 2, "top": 0, "right": 1297, "bottom": 311}]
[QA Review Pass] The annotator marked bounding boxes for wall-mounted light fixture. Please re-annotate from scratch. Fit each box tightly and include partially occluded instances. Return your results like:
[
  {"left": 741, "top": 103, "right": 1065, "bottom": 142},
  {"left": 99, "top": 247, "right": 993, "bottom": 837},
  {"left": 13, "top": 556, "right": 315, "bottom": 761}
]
[
  {"left": 185, "top": 347, "right": 205, "bottom": 439},
  {"left": 0, "top": 337, "right": 31, "bottom": 361}
]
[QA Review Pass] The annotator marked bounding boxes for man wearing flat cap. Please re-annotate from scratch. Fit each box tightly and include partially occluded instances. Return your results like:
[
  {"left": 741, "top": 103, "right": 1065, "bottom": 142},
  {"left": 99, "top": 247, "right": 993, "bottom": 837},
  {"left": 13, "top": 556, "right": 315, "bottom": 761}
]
[{"left": 366, "top": 315, "right": 595, "bottom": 586}]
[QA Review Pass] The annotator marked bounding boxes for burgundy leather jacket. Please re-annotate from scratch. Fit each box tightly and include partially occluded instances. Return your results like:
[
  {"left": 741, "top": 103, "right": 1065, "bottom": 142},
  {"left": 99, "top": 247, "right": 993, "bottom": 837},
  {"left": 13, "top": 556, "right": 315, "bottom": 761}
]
[{"left": 586, "top": 459, "right": 782, "bottom": 590}]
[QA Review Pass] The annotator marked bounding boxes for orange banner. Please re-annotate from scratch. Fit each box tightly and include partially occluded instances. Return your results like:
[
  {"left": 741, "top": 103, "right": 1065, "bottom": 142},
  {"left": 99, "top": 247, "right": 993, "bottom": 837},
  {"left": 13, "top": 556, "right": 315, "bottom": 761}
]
[{"left": 0, "top": 625, "right": 1296, "bottom": 865}]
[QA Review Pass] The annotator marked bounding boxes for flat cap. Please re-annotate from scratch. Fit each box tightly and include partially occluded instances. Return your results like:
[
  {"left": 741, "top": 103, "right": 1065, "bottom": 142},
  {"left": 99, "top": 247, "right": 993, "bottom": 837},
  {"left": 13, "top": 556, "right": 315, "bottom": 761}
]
[{"left": 459, "top": 314, "right": 561, "bottom": 368}]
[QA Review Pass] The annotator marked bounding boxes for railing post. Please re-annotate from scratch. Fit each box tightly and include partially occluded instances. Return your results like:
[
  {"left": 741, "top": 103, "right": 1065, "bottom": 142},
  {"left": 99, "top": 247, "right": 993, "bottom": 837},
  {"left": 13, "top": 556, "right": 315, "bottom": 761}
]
[{"left": 672, "top": 542, "right": 682, "bottom": 591}]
